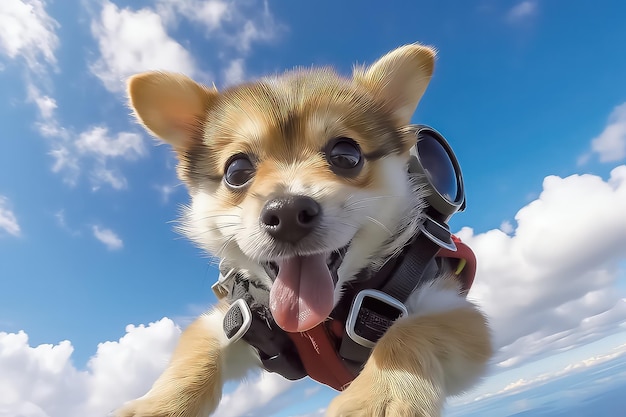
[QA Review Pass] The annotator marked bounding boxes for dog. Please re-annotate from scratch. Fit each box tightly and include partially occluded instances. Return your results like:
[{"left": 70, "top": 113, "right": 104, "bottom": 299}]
[{"left": 115, "top": 43, "right": 492, "bottom": 417}]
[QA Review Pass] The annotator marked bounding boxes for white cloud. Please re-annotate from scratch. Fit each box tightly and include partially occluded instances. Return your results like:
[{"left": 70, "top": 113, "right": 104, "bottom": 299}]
[
  {"left": 27, "top": 86, "right": 147, "bottom": 190},
  {"left": 27, "top": 84, "right": 66, "bottom": 135},
  {"left": 0, "top": 320, "right": 310, "bottom": 417},
  {"left": 89, "top": 0, "right": 284, "bottom": 92},
  {"left": 458, "top": 165, "right": 626, "bottom": 369},
  {"left": 0, "top": 196, "right": 21, "bottom": 237},
  {"left": 90, "top": 0, "right": 198, "bottom": 93},
  {"left": 156, "top": 0, "right": 230, "bottom": 31},
  {"left": 0, "top": 319, "right": 180, "bottom": 417},
  {"left": 0, "top": 0, "right": 59, "bottom": 71},
  {"left": 157, "top": 0, "right": 281, "bottom": 52},
  {"left": 91, "top": 166, "right": 127, "bottom": 190},
  {"left": 499, "top": 220, "right": 514, "bottom": 235},
  {"left": 54, "top": 209, "right": 81, "bottom": 236},
  {"left": 469, "top": 343, "right": 626, "bottom": 403},
  {"left": 236, "top": 17, "right": 277, "bottom": 53},
  {"left": 76, "top": 126, "right": 145, "bottom": 190},
  {"left": 213, "top": 372, "right": 294, "bottom": 417},
  {"left": 49, "top": 147, "right": 80, "bottom": 185},
  {"left": 83, "top": 320, "right": 181, "bottom": 414},
  {"left": 92, "top": 225, "right": 123, "bottom": 250},
  {"left": 223, "top": 57, "right": 245, "bottom": 86},
  {"left": 154, "top": 183, "right": 179, "bottom": 203},
  {"left": 31, "top": 91, "right": 57, "bottom": 119},
  {"left": 589, "top": 102, "right": 626, "bottom": 163},
  {"left": 26, "top": 85, "right": 80, "bottom": 184},
  {"left": 507, "top": 1, "right": 537, "bottom": 22},
  {"left": 76, "top": 126, "right": 145, "bottom": 160},
  {"left": 4, "top": 0, "right": 151, "bottom": 191}
]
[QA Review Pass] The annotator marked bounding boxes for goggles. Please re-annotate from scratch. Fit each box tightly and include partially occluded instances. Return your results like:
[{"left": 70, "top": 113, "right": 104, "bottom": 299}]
[{"left": 407, "top": 125, "right": 466, "bottom": 251}]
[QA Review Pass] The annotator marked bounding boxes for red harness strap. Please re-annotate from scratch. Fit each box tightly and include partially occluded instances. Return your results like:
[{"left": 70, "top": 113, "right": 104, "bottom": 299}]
[
  {"left": 439, "top": 235, "right": 476, "bottom": 293},
  {"left": 285, "top": 237, "right": 477, "bottom": 391},
  {"left": 287, "top": 321, "right": 354, "bottom": 391}
]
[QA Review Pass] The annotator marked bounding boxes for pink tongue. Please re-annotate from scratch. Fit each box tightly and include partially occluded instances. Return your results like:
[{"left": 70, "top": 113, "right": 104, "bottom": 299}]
[{"left": 269, "top": 254, "right": 335, "bottom": 332}]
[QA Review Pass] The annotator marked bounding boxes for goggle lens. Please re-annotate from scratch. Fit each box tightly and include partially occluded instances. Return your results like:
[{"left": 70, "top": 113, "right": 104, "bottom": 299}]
[{"left": 416, "top": 131, "right": 459, "bottom": 203}]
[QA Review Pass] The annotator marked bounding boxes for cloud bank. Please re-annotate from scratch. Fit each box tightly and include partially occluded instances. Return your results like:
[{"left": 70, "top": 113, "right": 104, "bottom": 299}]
[{"left": 461, "top": 165, "right": 626, "bottom": 369}]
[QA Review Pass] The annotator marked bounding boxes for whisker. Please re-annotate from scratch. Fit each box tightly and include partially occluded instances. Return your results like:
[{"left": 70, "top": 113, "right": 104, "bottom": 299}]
[
  {"left": 189, "top": 223, "right": 242, "bottom": 237},
  {"left": 184, "top": 215, "right": 242, "bottom": 225},
  {"left": 343, "top": 195, "right": 404, "bottom": 211},
  {"left": 216, "top": 234, "right": 238, "bottom": 257},
  {"left": 366, "top": 216, "right": 392, "bottom": 236},
  {"left": 346, "top": 194, "right": 404, "bottom": 203}
]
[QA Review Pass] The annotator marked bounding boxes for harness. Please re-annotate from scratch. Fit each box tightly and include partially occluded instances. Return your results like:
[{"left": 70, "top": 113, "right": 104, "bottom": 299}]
[
  {"left": 217, "top": 228, "right": 476, "bottom": 391},
  {"left": 216, "top": 124, "right": 474, "bottom": 390}
]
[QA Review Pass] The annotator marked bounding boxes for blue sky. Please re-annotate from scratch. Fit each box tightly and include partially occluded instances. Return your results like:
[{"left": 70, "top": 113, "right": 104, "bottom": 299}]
[{"left": 1, "top": 1, "right": 625, "bottom": 416}]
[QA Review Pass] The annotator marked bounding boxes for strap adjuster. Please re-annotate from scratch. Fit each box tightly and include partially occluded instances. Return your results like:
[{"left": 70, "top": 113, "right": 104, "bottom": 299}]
[
  {"left": 344, "top": 289, "right": 408, "bottom": 348},
  {"left": 223, "top": 299, "right": 252, "bottom": 343},
  {"left": 418, "top": 215, "right": 457, "bottom": 251},
  {"left": 212, "top": 260, "right": 236, "bottom": 299}
]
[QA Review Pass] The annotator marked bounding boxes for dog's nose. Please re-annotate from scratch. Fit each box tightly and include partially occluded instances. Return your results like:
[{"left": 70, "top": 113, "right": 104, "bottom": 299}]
[{"left": 260, "top": 196, "right": 321, "bottom": 243}]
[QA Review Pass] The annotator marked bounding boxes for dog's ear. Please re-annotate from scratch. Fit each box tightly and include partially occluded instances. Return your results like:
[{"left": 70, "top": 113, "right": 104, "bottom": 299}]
[
  {"left": 127, "top": 72, "right": 218, "bottom": 150},
  {"left": 354, "top": 44, "right": 436, "bottom": 125}
]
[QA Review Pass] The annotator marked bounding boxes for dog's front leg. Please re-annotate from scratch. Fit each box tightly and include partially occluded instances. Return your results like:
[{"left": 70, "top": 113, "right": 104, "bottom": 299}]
[
  {"left": 115, "top": 302, "right": 259, "bottom": 417},
  {"left": 326, "top": 288, "right": 492, "bottom": 417}
]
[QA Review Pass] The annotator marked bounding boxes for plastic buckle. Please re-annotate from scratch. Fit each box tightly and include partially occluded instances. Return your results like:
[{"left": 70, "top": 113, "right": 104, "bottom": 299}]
[
  {"left": 212, "top": 261, "right": 236, "bottom": 299},
  {"left": 224, "top": 299, "right": 252, "bottom": 343},
  {"left": 345, "top": 289, "right": 408, "bottom": 348},
  {"left": 418, "top": 215, "right": 457, "bottom": 252}
]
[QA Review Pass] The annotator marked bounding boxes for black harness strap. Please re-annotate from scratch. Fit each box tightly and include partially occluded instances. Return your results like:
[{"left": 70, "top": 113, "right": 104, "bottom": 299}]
[
  {"left": 222, "top": 273, "right": 307, "bottom": 380},
  {"left": 381, "top": 236, "right": 441, "bottom": 303},
  {"left": 336, "top": 233, "right": 443, "bottom": 363}
]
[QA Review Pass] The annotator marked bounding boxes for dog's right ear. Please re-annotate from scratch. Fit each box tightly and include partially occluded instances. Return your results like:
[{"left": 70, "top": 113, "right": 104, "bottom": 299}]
[{"left": 127, "top": 72, "right": 218, "bottom": 150}]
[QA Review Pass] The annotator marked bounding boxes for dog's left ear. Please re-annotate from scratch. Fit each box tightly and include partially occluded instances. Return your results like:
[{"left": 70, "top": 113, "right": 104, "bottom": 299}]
[{"left": 354, "top": 44, "right": 436, "bottom": 125}]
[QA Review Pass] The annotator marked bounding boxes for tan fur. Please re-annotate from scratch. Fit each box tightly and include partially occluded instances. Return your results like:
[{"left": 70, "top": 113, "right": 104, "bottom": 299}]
[
  {"left": 353, "top": 44, "right": 436, "bottom": 124},
  {"left": 116, "top": 304, "right": 229, "bottom": 417},
  {"left": 116, "top": 43, "right": 492, "bottom": 417}
]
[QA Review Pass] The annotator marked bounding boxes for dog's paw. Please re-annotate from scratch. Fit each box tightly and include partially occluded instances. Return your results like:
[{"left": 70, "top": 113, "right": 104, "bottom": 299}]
[{"left": 325, "top": 368, "right": 443, "bottom": 417}]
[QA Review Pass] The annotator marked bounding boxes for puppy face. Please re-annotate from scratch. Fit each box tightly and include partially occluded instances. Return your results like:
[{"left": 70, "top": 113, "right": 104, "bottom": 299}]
[{"left": 128, "top": 44, "right": 436, "bottom": 332}]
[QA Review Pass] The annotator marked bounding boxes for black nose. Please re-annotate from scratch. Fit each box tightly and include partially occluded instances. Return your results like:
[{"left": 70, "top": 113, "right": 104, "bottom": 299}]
[{"left": 260, "top": 196, "right": 321, "bottom": 243}]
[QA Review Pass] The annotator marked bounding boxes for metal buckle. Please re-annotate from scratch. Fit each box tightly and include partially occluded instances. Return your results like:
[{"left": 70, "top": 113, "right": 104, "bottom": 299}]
[
  {"left": 224, "top": 299, "right": 252, "bottom": 343},
  {"left": 345, "top": 289, "right": 408, "bottom": 348}
]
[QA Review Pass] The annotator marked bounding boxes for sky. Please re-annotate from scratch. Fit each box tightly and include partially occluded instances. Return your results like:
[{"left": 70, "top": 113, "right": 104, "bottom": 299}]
[{"left": 0, "top": 0, "right": 625, "bottom": 416}]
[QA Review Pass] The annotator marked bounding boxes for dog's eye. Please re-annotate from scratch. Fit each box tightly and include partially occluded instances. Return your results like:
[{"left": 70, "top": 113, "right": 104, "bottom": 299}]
[
  {"left": 326, "top": 138, "right": 363, "bottom": 176},
  {"left": 224, "top": 155, "right": 255, "bottom": 187}
]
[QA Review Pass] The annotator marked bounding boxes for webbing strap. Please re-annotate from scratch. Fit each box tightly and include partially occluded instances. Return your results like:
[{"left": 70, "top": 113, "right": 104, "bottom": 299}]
[
  {"left": 287, "top": 323, "right": 356, "bottom": 391},
  {"left": 337, "top": 235, "right": 441, "bottom": 363},
  {"left": 380, "top": 235, "right": 442, "bottom": 303}
]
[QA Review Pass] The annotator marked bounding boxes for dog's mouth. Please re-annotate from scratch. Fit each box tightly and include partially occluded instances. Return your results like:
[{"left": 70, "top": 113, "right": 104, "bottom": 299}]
[{"left": 263, "top": 245, "right": 348, "bottom": 333}]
